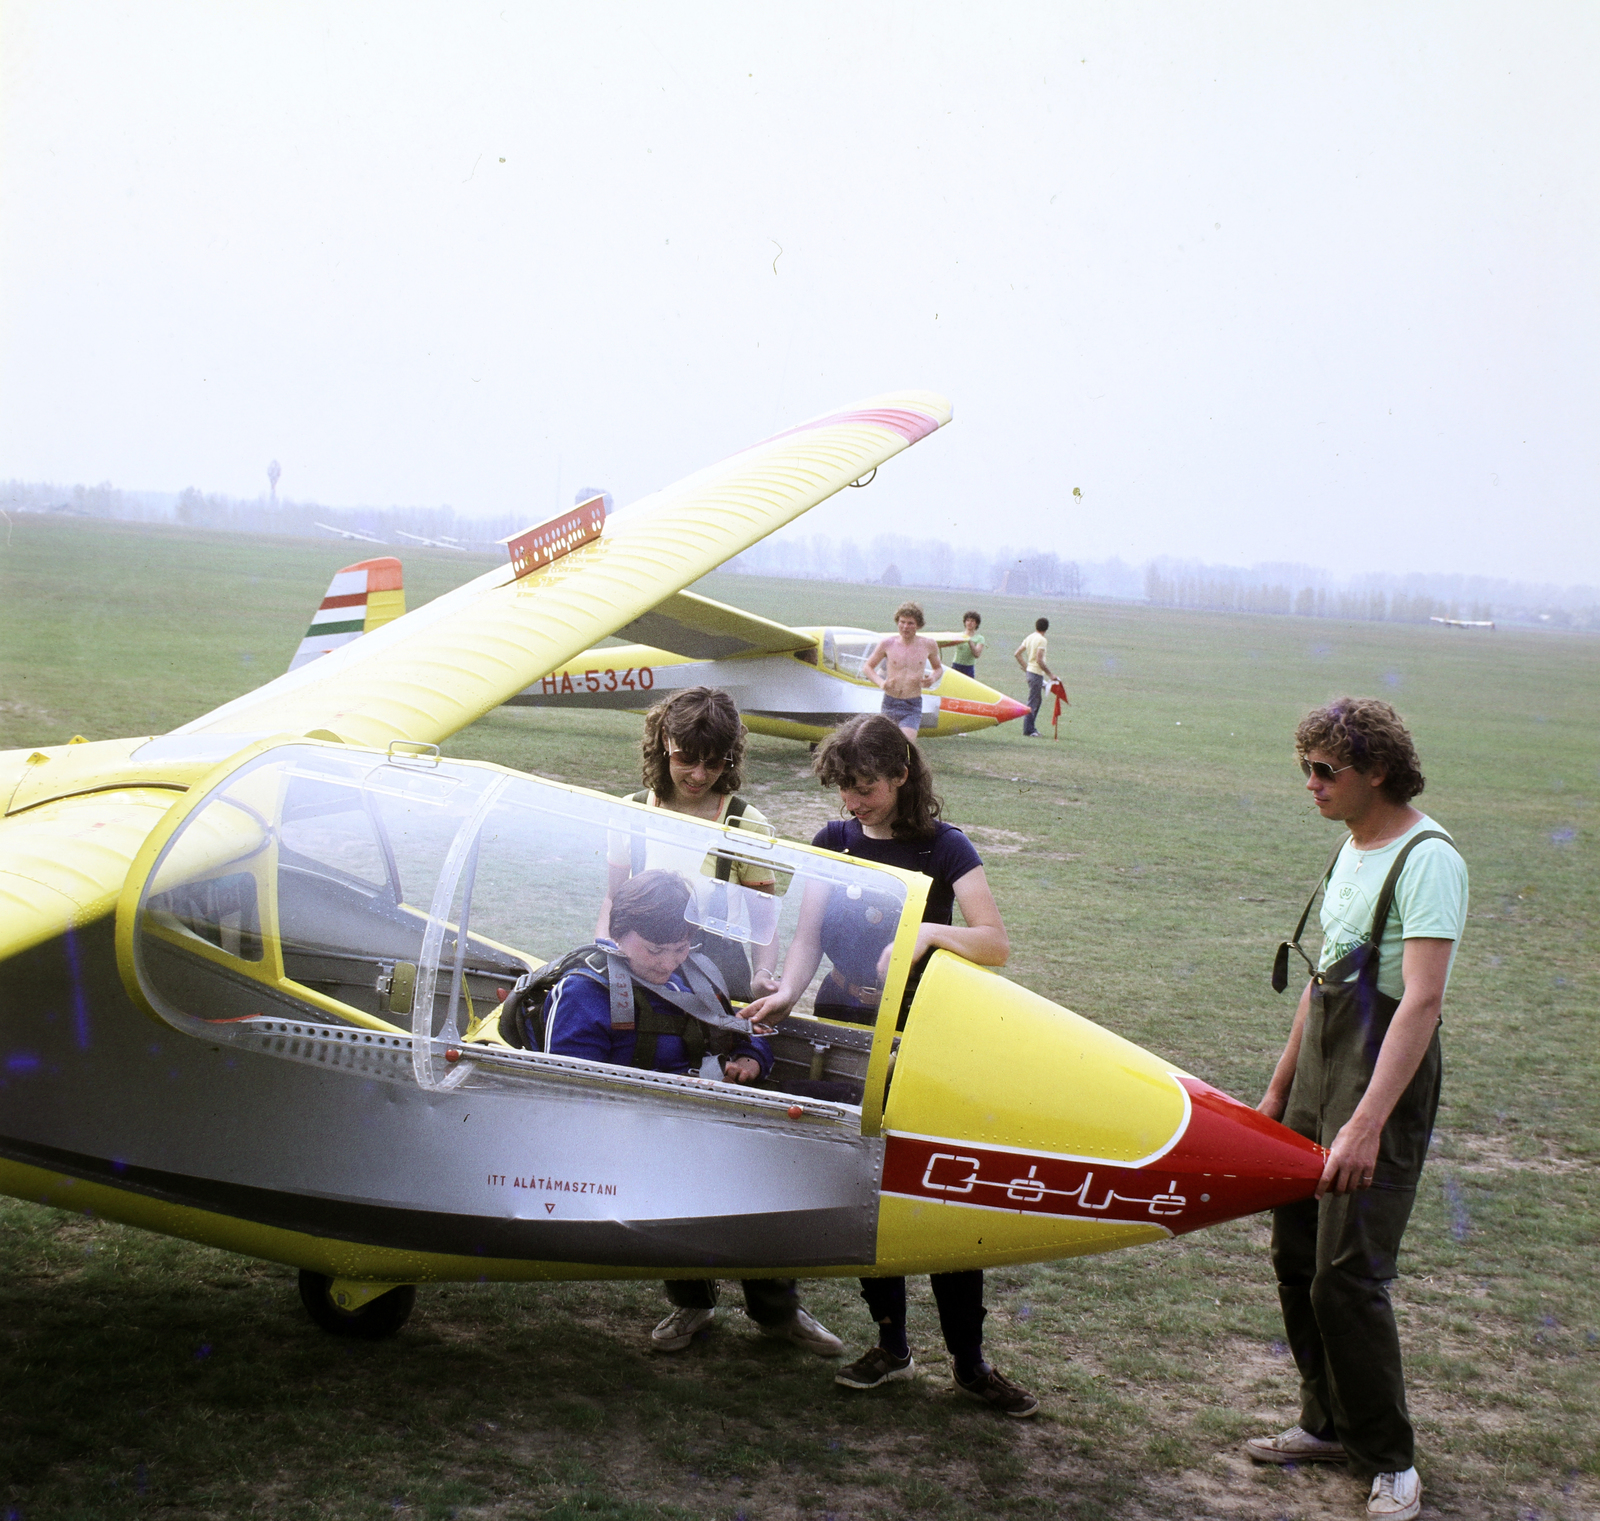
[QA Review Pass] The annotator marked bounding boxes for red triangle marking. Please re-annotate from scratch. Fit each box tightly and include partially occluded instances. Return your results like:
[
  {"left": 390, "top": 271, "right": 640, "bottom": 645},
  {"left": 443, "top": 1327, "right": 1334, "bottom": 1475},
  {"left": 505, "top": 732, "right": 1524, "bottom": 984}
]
[{"left": 545, "top": 1202, "right": 555, "bottom": 1214}]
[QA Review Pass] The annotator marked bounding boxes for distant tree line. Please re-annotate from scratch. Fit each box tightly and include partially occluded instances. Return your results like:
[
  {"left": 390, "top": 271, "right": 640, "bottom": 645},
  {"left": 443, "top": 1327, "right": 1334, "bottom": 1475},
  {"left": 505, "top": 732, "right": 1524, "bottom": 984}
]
[
  {"left": 1141, "top": 564, "right": 1495, "bottom": 625},
  {"left": 6, "top": 475, "right": 1595, "bottom": 630},
  {"left": 169, "top": 488, "right": 523, "bottom": 548},
  {"left": 725, "top": 533, "right": 1115, "bottom": 600},
  {"left": 2, "top": 478, "right": 173, "bottom": 522},
  {"left": 2, "top": 477, "right": 520, "bottom": 550}
]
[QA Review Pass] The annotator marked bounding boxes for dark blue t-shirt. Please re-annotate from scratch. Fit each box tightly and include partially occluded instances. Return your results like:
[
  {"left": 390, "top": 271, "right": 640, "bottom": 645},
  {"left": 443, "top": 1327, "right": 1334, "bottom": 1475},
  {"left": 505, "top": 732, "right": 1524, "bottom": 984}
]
[{"left": 811, "top": 818, "right": 983, "bottom": 925}]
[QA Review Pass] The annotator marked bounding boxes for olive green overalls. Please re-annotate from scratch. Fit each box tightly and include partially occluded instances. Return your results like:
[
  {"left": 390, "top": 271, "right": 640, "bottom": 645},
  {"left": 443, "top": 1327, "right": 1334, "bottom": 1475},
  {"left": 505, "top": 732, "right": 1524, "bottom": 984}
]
[{"left": 1271, "top": 831, "right": 1453, "bottom": 1476}]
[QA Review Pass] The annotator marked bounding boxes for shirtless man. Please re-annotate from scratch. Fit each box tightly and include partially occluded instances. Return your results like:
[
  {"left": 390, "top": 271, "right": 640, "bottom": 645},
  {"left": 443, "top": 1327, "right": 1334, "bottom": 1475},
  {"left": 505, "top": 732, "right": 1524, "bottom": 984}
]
[{"left": 864, "top": 601, "right": 942, "bottom": 742}]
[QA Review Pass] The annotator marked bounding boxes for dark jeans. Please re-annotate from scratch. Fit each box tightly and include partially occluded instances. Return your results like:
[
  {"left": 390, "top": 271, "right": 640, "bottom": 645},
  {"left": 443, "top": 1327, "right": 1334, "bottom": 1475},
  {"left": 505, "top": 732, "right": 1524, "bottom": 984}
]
[
  {"left": 1271, "top": 1186, "right": 1419, "bottom": 1475},
  {"left": 663, "top": 1277, "right": 799, "bottom": 1328},
  {"left": 859, "top": 1271, "right": 986, "bottom": 1369},
  {"left": 1023, "top": 672, "right": 1044, "bottom": 734},
  {"left": 951, "top": 663, "right": 975, "bottom": 679}
]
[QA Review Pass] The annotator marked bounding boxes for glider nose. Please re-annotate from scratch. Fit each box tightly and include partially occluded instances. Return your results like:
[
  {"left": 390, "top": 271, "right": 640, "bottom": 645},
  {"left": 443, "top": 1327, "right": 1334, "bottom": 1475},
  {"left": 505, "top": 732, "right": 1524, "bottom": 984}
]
[
  {"left": 878, "top": 956, "right": 1327, "bottom": 1266},
  {"left": 1157, "top": 1077, "right": 1326, "bottom": 1233},
  {"left": 996, "top": 697, "right": 1030, "bottom": 725}
]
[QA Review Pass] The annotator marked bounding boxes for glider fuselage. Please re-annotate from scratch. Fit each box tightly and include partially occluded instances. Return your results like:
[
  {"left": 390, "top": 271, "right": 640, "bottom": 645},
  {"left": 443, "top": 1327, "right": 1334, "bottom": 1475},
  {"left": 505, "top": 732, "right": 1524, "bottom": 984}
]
[
  {"left": 506, "top": 630, "right": 1028, "bottom": 743},
  {"left": 2, "top": 738, "right": 1324, "bottom": 1296}
]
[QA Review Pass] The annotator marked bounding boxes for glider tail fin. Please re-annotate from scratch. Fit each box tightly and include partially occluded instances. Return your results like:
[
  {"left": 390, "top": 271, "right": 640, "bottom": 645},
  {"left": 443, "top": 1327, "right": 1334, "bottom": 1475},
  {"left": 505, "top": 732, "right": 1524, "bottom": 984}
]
[{"left": 288, "top": 557, "right": 406, "bottom": 672}]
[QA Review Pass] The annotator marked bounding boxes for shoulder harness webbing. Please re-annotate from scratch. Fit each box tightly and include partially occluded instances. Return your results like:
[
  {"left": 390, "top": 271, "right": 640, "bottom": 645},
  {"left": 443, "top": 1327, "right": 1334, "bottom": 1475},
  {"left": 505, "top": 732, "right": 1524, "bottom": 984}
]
[{"left": 502, "top": 939, "right": 748, "bottom": 1073}]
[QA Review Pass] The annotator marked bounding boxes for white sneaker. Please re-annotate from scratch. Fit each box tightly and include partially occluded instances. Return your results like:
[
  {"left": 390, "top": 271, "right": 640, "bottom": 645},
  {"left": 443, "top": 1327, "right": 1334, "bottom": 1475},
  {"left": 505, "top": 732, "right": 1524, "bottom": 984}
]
[
  {"left": 1243, "top": 1425, "right": 1348, "bottom": 1464},
  {"left": 760, "top": 1306, "right": 844, "bottom": 1356},
  {"left": 651, "top": 1305, "right": 715, "bottom": 1351},
  {"left": 1368, "top": 1467, "right": 1421, "bottom": 1520}
]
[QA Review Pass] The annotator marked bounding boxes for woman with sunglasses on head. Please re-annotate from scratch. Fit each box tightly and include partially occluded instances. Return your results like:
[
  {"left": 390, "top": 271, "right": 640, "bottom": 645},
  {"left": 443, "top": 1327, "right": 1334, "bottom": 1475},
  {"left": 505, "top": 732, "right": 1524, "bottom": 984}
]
[
  {"left": 598, "top": 686, "right": 778, "bottom": 996},
  {"left": 740, "top": 714, "right": 1039, "bottom": 1417},
  {"left": 602, "top": 686, "right": 843, "bottom": 1361}
]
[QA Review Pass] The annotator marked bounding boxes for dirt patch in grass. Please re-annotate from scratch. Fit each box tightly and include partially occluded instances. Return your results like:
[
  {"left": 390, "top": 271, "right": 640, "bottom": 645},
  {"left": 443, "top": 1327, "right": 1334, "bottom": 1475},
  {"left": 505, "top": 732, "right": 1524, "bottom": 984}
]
[
  {"left": 1437, "top": 1131, "right": 1588, "bottom": 1175},
  {"left": 749, "top": 788, "right": 838, "bottom": 843},
  {"left": 963, "top": 826, "right": 1031, "bottom": 854}
]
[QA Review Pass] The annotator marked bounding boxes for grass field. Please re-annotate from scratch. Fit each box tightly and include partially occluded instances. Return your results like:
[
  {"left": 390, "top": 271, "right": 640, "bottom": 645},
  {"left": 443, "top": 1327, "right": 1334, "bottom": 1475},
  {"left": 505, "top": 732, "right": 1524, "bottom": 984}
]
[{"left": 2, "top": 516, "right": 1597, "bottom": 1521}]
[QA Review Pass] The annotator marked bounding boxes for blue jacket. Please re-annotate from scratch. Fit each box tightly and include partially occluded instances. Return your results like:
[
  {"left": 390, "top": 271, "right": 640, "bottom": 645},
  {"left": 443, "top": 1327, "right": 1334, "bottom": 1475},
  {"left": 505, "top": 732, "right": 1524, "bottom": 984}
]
[{"left": 544, "top": 969, "right": 772, "bottom": 1078}]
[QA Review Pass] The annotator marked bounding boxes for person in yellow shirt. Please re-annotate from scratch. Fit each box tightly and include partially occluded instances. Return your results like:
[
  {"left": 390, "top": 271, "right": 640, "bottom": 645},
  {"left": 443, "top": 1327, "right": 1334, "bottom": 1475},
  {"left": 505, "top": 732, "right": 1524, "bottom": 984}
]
[{"left": 1012, "top": 618, "right": 1056, "bottom": 738}]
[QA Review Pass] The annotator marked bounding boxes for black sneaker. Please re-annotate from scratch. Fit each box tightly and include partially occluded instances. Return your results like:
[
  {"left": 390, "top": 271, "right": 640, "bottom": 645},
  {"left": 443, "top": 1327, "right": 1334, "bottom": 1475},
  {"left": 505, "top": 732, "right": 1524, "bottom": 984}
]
[
  {"left": 834, "top": 1346, "right": 915, "bottom": 1389},
  {"left": 952, "top": 1363, "right": 1039, "bottom": 1418}
]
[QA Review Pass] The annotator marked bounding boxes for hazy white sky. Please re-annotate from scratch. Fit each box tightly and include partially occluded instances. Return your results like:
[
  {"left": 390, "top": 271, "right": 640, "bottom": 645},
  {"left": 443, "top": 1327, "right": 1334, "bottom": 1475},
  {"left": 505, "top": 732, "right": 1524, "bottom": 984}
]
[{"left": 3, "top": 3, "right": 1595, "bottom": 583}]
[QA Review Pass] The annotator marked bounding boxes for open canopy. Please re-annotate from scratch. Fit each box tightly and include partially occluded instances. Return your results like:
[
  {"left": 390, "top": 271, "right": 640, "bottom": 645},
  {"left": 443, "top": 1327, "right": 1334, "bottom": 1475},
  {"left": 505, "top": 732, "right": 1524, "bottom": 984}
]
[{"left": 125, "top": 741, "right": 920, "bottom": 1107}]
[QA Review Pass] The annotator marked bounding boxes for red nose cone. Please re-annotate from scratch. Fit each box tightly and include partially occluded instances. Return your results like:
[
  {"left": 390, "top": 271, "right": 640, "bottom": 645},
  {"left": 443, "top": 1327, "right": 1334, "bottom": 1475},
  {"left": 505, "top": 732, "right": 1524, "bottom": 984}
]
[
  {"left": 882, "top": 1075, "right": 1325, "bottom": 1237},
  {"left": 1160, "top": 1077, "right": 1326, "bottom": 1233},
  {"left": 997, "top": 697, "right": 1030, "bottom": 724}
]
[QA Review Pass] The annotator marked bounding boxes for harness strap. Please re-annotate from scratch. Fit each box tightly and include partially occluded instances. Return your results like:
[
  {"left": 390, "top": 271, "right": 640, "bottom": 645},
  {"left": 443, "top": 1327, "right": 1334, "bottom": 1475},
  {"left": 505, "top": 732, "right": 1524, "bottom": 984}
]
[
  {"left": 1273, "top": 836, "right": 1349, "bottom": 991},
  {"left": 1366, "top": 829, "right": 1455, "bottom": 949},
  {"left": 594, "top": 939, "right": 636, "bottom": 1030}
]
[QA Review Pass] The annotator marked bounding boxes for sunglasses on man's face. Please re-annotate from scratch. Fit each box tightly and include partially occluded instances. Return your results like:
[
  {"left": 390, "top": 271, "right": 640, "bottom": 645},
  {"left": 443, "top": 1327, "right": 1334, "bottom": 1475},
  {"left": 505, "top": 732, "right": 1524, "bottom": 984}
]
[{"left": 1300, "top": 759, "right": 1355, "bottom": 782}]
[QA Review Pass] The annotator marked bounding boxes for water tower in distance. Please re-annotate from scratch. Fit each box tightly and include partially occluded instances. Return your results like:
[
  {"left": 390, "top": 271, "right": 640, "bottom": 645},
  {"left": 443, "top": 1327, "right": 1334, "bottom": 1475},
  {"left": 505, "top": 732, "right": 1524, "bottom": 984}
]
[{"left": 267, "top": 460, "right": 281, "bottom": 503}]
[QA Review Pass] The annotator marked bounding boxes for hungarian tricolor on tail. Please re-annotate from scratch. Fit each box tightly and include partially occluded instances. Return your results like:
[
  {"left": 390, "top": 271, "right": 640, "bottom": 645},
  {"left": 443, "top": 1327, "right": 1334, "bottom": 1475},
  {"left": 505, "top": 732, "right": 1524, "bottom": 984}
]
[{"left": 288, "top": 558, "right": 406, "bottom": 672}]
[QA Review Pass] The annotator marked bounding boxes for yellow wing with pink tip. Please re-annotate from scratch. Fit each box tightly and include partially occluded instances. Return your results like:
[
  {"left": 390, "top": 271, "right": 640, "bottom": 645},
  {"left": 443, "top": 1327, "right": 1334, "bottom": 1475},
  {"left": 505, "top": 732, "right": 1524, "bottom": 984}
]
[
  {"left": 173, "top": 394, "right": 950, "bottom": 751},
  {"left": 0, "top": 391, "right": 952, "bottom": 963}
]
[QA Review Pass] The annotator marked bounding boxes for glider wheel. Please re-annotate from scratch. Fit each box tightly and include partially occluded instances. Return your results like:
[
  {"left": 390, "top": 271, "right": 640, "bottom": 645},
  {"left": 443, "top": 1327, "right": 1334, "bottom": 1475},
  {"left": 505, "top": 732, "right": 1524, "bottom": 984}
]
[{"left": 298, "top": 1269, "right": 416, "bottom": 1339}]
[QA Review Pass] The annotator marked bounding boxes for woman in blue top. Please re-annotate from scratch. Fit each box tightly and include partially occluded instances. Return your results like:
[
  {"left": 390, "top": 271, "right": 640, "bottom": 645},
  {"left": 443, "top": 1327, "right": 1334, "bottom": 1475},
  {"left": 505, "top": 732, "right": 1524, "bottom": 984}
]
[{"left": 741, "top": 714, "right": 1038, "bottom": 1417}]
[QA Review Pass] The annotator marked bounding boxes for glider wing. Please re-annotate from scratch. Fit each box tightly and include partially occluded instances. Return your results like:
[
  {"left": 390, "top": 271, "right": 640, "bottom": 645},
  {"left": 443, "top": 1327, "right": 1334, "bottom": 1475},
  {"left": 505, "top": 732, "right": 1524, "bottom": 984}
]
[
  {"left": 176, "top": 391, "right": 949, "bottom": 749},
  {"left": 0, "top": 788, "right": 185, "bottom": 959},
  {"left": 613, "top": 591, "right": 815, "bottom": 660}
]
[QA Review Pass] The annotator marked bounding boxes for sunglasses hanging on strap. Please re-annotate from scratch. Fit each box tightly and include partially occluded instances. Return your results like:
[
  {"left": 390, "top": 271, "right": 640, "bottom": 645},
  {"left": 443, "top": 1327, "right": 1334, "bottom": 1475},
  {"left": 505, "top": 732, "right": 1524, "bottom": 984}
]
[{"left": 1271, "top": 834, "right": 1351, "bottom": 992}]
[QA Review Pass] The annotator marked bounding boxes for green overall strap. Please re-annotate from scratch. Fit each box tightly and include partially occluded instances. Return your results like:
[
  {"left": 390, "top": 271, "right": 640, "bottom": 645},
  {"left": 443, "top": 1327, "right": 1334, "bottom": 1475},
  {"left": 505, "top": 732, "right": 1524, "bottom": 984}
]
[
  {"left": 1364, "top": 829, "right": 1456, "bottom": 964},
  {"left": 626, "top": 790, "right": 650, "bottom": 876},
  {"left": 713, "top": 795, "right": 749, "bottom": 883},
  {"left": 1272, "top": 836, "right": 1350, "bottom": 991}
]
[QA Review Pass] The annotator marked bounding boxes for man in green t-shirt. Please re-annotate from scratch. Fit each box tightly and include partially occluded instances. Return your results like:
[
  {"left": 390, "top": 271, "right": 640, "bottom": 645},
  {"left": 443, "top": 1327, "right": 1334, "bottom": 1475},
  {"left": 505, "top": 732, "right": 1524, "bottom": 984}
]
[{"left": 1247, "top": 698, "right": 1468, "bottom": 1521}]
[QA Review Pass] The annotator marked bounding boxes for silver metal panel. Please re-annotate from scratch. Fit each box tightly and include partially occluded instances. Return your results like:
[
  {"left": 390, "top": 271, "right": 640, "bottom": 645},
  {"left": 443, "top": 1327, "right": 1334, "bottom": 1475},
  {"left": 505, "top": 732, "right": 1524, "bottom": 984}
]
[{"left": 1, "top": 920, "right": 883, "bottom": 1271}]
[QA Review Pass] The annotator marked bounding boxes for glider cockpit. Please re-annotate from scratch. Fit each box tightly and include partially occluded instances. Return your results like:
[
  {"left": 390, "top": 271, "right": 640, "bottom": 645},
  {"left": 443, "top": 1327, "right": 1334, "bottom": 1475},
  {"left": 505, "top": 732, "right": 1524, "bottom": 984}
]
[{"left": 123, "top": 740, "right": 919, "bottom": 1126}]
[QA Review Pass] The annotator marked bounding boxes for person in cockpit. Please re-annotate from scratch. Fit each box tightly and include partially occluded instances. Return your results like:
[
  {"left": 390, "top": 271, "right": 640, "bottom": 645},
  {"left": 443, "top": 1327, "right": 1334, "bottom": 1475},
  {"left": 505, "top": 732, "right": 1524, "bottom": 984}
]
[
  {"left": 546, "top": 868, "right": 843, "bottom": 1360},
  {"left": 545, "top": 869, "right": 770, "bottom": 1081}
]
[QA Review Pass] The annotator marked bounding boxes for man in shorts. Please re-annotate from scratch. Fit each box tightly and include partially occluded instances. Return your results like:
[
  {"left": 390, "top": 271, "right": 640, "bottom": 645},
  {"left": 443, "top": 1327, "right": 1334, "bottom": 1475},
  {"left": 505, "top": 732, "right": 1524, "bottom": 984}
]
[
  {"left": 1012, "top": 618, "right": 1055, "bottom": 738},
  {"left": 1247, "top": 698, "right": 1468, "bottom": 1521},
  {"left": 864, "top": 601, "right": 942, "bottom": 742}
]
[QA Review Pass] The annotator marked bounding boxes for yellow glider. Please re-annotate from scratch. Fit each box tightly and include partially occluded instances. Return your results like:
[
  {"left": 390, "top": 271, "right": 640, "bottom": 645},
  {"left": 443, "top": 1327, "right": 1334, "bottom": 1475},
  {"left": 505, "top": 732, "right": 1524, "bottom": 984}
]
[
  {"left": 285, "top": 564, "right": 1029, "bottom": 742},
  {"left": 0, "top": 389, "right": 1324, "bottom": 1338}
]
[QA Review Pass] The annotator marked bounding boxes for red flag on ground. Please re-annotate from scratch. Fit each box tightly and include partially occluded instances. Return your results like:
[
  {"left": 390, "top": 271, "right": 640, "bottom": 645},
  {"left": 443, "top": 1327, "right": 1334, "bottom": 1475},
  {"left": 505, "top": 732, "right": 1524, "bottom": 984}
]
[{"left": 1048, "top": 678, "right": 1070, "bottom": 738}]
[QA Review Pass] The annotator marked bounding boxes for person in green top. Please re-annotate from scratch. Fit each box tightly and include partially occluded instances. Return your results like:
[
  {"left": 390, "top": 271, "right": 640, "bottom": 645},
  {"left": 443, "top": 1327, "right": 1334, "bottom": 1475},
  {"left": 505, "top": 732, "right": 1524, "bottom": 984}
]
[
  {"left": 1247, "top": 698, "right": 1467, "bottom": 1521},
  {"left": 949, "top": 610, "right": 986, "bottom": 678}
]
